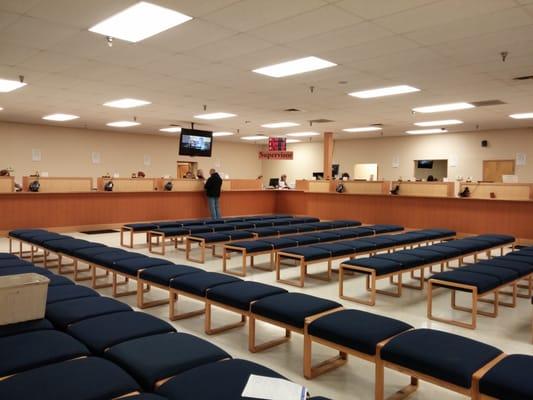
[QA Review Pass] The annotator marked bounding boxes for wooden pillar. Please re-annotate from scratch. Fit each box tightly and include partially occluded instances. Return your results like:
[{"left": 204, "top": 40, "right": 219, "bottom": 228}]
[{"left": 323, "top": 132, "right": 334, "bottom": 180}]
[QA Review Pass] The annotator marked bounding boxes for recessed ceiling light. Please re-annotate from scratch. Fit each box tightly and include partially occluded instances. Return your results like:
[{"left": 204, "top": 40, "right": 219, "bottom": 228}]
[
  {"left": 261, "top": 122, "right": 300, "bottom": 128},
  {"left": 107, "top": 121, "right": 141, "bottom": 127},
  {"left": 0, "top": 78, "right": 27, "bottom": 93},
  {"left": 241, "top": 135, "right": 268, "bottom": 140},
  {"left": 285, "top": 131, "right": 320, "bottom": 137},
  {"left": 159, "top": 127, "right": 181, "bottom": 132},
  {"left": 104, "top": 98, "right": 151, "bottom": 108},
  {"left": 414, "top": 119, "right": 463, "bottom": 127},
  {"left": 412, "top": 102, "right": 475, "bottom": 113},
  {"left": 342, "top": 126, "right": 382, "bottom": 133},
  {"left": 212, "top": 131, "right": 235, "bottom": 137},
  {"left": 42, "top": 113, "right": 80, "bottom": 121},
  {"left": 0, "top": 107, "right": 3, "bottom": 111},
  {"left": 89, "top": 1, "right": 192, "bottom": 43},
  {"left": 286, "top": 139, "right": 301, "bottom": 143},
  {"left": 349, "top": 85, "right": 420, "bottom": 99},
  {"left": 406, "top": 128, "right": 448, "bottom": 135},
  {"left": 194, "top": 112, "right": 236, "bottom": 120},
  {"left": 509, "top": 113, "right": 533, "bottom": 119},
  {"left": 253, "top": 56, "right": 337, "bottom": 78}
]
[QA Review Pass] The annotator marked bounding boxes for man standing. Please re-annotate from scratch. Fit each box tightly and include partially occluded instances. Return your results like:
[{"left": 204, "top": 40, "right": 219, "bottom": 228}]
[{"left": 204, "top": 168, "right": 223, "bottom": 219}]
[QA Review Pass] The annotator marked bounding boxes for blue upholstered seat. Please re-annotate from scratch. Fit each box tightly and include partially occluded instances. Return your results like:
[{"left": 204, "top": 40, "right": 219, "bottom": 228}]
[
  {"left": 41, "top": 238, "right": 104, "bottom": 254},
  {"left": 342, "top": 257, "right": 403, "bottom": 276},
  {"left": 206, "top": 281, "right": 287, "bottom": 311},
  {"left": 154, "top": 227, "right": 191, "bottom": 236},
  {"left": 430, "top": 270, "right": 500, "bottom": 293},
  {"left": 187, "top": 226, "right": 214, "bottom": 234},
  {"left": 0, "top": 357, "right": 140, "bottom": 400},
  {"left": 106, "top": 333, "right": 231, "bottom": 390},
  {"left": 300, "top": 217, "right": 320, "bottom": 223},
  {"left": 207, "top": 224, "right": 236, "bottom": 232},
  {"left": 334, "top": 239, "right": 377, "bottom": 252},
  {"left": 420, "top": 228, "right": 456, "bottom": 238},
  {"left": 373, "top": 253, "right": 426, "bottom": 268},
  {"left": 112, "top": 256, "right": 173, "bottom": 276},
  {"left": 152, "top": 221, "right": 182, "bottom": 229},
  {"left": 124, "top": 223, "right": 158, "bottom": 231},
  {"left": 370, "top": 224, "right": 403, "bottom": 233},
  {"left": 280, "top": 246, "right": 331, "bottom": 261},
  {"left": 67, "top": 311, "right": 175, "bottom": 354},
  {"left": 306, "top": 222, "right": 335, "bottom": 230},
  {"left": 380, "top": 329, "right": 503, "bottom": 388},
  {"left": 9, "top": 229, "right": 48, "bottom": 238},
  {"left": 285, "top": 235, "right": 321, "bottom": 246},
  {"left": 421, "top": 243, "right": 463, "bottom": 257},
  {"left": 175, "top": 219, "right": 204, "bottom": 226},
  {"left": 350, "top": 227, "right": 376, "bottom": 237},
  {"left": 0, "top": 330, "right": 89, "bottom": 377},
  {"left": 90, "top": 250, "right": 145, "bottom": 268},
  {"left": 251, "top": 293, "right": 341, "bottom": 328},
  {"left": 308, "top": 231, "right": 342, "bottom": 242},
  {"left": 190, "top": 232, "right": 230, "bottom": 242},
  {"left": 170, "top": 272, "right": 241, "bottom": 297},
  {"left": 46, "top": 297, "right": 132, "bottom": 329},
  {"left": 0, "top": 258, "right": 34, "bottom": 268},
  {"left": 47, "top": 285, "right": 99, "bottom": 304},
  {"left": 247, "top": 227, "right": 280, "bottom": 237},
  {"left": 0, "top": 318, "right": 53, "bottom": 338},
  {"left": 271, "top": 218, "right": 294, "bottom": 226},
  {"left": 156, "top": 359, "right": 287, "bottom": 400},
  {"left": 274, "top": 225, "right": 299, "bottom": 235},
  {"left": 228, "top": 222, "right": 255, "bottom": 229},
  {"left": 477, "top": 258, "right": 533, "bottom": 276},
  {"left": 504, "top": 254, "right": 533, "bottom": 265},
  {"left": 249, "top": 221, "right": 276, "bottom": 228},
  {"left": 71, "top": 246, "right": 116, "bottom": 262},
  {"left": 226, "top": 240, "right": 274, "bottom": 252},
  {"left": 479, "top": 354, "right": 533, "bottom": 400},
  {"left": 441, "top": 239, "right": 493, "bottom": 252},
  {"left": 311, "top": 243, "right": 355, "bottom": 257},
  {"left": 28, "top": 233, "right": 70, "bottom": 245},
  {"left": 260, "top": 237, "right": 300, "bottom": 249},
  {"left": 334, "top": 229, "right": 366, "bottom": 239},
  {"left": 308, "top": 309, "right": 413, "bottom": 355},
  {"left": 393, "top": 232, "right": 430, "bottom": 243},
  {"left": 294, "top": 224, "right": 317, "bottom": 233},
  {"left": 0, "top": 253, "right": 18, "bottom": 260},
  {"left": 458, "top": 264, "right": 519, "bottom": 284},
  {"left": 14, "top": 231, "right": 62, "bottom": 242},
  {"left": 361, "top": 236, "right": 400, "bottom": 249},
  {"left": 329, "top": 220, "right": 362, "bottom": 228},
  {"left": 470, "top": 234, "right": 514, "bottom": 245},
  {"left": 139, "top": 264, "right": 204, "bottom": 286},
  {"left": 399, "top": 248, "right": 448, "bottom": 264}
]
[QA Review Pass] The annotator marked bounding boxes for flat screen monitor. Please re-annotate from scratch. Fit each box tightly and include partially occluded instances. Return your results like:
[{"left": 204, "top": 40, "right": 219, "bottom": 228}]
[
  {"left": 417, "top": 160, "right": 433, "bottom": 169},
  {"left": 312, "top": 172, "right": 324, "bottom": 180},
  {"left": 268, "top": 178, "right": 279, "bottom": 187},
  {"left": 179, "top": 129, "right": 213, "bottom": 157}
]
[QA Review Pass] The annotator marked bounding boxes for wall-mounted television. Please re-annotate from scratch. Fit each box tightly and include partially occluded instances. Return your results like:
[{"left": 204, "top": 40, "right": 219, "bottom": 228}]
[
  {"left": 179, "top": 129, "right": 213, "bottom": 157},
  {"left": 417, "top": 160, "right": 433, "bottom": 169}
]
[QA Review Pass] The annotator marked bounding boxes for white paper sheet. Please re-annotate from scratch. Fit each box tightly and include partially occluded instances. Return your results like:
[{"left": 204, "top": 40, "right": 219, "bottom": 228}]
[{"left": 241, "top": 374, "right": 307, "bottom": 400}]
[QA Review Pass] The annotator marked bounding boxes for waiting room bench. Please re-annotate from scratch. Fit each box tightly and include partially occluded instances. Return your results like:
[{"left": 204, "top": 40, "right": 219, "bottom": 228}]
[
  {"left": 428, "top": 249, "right": 533, "bottom": 329},
  {"left": 277, "top": 228, "right": 455, "bottom": 287},
  {"left": 340, "top": 234, "right": 514, "bottom": 306},
  {"left": 223, "top": 224, "right": 403, "bottom": 277}
]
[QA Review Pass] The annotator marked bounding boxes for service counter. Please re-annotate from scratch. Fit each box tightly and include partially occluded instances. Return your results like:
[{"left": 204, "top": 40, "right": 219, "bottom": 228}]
[
  {"left": 0, "top": 177, "right": 14, "bottom": 193},
  {"left": 22, "top": 177, "right": 92, "bottom": 192}
]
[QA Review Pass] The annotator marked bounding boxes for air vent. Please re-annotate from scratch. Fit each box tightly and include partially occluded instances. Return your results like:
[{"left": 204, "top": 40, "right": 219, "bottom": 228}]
[
  {"left": 470, "top": 100, "right": 506, "bottom": 107},
  {"left": 370, "top": 123, "right": 383, "bottom": 127},
  {"left": 513, "top": 75, "right": 533, "bottom": 81},
  {"left": 284, "top": 108, "right": 302, "bottom": 112},
  {"left": 309, "top": 118, "right": 334, "bottom": 124}
]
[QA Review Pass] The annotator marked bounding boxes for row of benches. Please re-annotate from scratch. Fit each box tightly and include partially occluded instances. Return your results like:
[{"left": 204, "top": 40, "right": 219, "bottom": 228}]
[{"left": 0, "top": 253, "right": 327, "bottom": 399}]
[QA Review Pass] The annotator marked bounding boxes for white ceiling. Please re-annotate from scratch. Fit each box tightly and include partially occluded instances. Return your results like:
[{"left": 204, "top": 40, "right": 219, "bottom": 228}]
[{"left": 1, "top": 0, "right": 533, "bottom": 142}]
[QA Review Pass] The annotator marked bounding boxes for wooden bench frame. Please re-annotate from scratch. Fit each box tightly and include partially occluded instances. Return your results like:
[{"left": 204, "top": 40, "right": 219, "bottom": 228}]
[
  {"left": 120, "top": 226, "right": 152, "bottom": 248},
  {"left": 185, "top": 234, "right": 257, "bottom": 264},
  {"left": 204, "top": 297, "right": 250, "bottom": 335},
  {"left": 168, "top": 287, "right": 207, "bottom": 321},
  {"left": 147, "top": 230, "right": 186, "bottom": 256}
]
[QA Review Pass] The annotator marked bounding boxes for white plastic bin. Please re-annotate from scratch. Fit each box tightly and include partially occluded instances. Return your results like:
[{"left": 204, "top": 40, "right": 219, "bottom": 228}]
[{"left": 0, "top": 273, "right": 50, "bottom": 325}]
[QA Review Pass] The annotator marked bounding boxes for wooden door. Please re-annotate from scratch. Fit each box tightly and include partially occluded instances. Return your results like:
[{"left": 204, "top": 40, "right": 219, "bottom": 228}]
[{"left": 482, "top": 160, "right": 515, "bottom": 182}]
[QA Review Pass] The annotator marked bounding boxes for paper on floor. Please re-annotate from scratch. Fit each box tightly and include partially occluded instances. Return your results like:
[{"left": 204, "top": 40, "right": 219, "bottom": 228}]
[{"left": 241, "top": 374, "right": 307, "bottom": 400}]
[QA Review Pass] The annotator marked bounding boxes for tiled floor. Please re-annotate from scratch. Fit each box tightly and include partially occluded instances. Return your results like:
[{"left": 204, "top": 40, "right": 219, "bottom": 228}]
[{"left": 1, "top": 232, "right": 531, "bottom": 400}]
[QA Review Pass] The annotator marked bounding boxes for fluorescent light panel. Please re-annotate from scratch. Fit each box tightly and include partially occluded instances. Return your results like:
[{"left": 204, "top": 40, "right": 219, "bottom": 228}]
[
  {"left": 107, "top": 121, "right": 140, "bottom": 127},
  {"left": 0, "top": 78, "right": 27, "bottom": 93},
  {"left": 406, "top": 128, "right": 447, "bottom": 135},
  {"left": 104, "top": 98, "right": 151, "bottom": 108},
  {"left": 342, "top": 126, "right": 382, "bottom": 133},
  {"left": 285, "top": 139, "right": 301, "bottom": 143},
  {"left": 412, "top": 102, "right": 474, "bottom": 113},
  {"left": 349, "top": 85, "right": 420, "bottom": 99},
  {"left": 253, "top": 56, "right": 336, "bottom": 78},
  {"left": 261, "top": 122, "right": 300, "bottom": 128},
  {"left": 241, "top": 135, "right": 268, "bottom": 140},
  {"left": 285, "top": 131, "right": 320, "bottom": 137},
  {"left": 509, "top": 113, "right": 533, "bottom": 119},
  {"left": 89, "top": 1, "right": 192, "bottom": 43},
  {"left": 212, "top": 131, "right": 234, "bottom": 137},
  {"left": 160, "top": 127, "right": 181, "bottom": 132},
  {"left": 194, "top": 112, "right": 236, "bottom": 120},
  {"left": 0, "top": 107, "right": 3, "bottom": 111},
  {"left": 414, "top": 119, "right": 463, "bottom": 127},
  {"left": 42, "top": 113, "right": 79, "bottom": 121}
]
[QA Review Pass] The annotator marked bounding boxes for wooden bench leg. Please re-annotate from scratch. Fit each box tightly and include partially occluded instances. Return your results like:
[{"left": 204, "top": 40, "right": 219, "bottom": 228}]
[
  {"left": 204, "top": 302, "right": 246, "bottom": 335},
  {"left": 248, "top": 314, "right": 291, "bottom": 353},
  {"left": 168, "top": 291, "right": 205, "bottom": 321}
]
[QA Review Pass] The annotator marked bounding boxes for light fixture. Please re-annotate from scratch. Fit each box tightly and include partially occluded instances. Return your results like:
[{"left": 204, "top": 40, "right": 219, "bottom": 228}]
[
  {"left": 103, "top": 98, "right": 151, "bottom": 108},
  {"left": 253, "top": 56, "right": 337, "bottom": 78},
  {"left": 285, "top": 131, "right": 320, "bottom": 137},
  {"left": 285, "top": 139, "right": 301, "bottom": 143},
  {"left": 212, "top": 131, "right": 235, "bottom": 137},
  {"left": 241, "top": 135, "right": 268, "bottom": 140},
  {"left": 107, "top": 121, "right": 141, "bottom": 127},
  {"left": 0, "top": 78, "right": 27, "bottom": 93},
  {"left": 412, "top": 102, "right": 475, "bottom": 113},
  {"left": 509, "top": 113, "right": 533, "bottom": 119},
  {"left": 414, "top": 119, "right": 463, "bottom": 127},
  {"left": 0, "top": 107, "right": 3, "bottom": 111},
  {"left": 89, "top": 1, "right": 192, "bottom": 43},
  {"left": 342, "top": 126, "right": 382, "bottom": 133},
  {"left": 261, "top": 122, "right": 300, "bottom": 128},
  {"left": 348, "top": 85, "right": 420, "bottom": 99},
  {"left": 42, "top": 113, "right": 80, "bottom": 121},
  {"left": 406, "top": 128, "right": 448, "bottom": 135},
  {"left": 194, "top": 112, "right": 236, "bottom": 120},
  {"left": 159, "top": 127, "right": 181, "bottom": 133}
]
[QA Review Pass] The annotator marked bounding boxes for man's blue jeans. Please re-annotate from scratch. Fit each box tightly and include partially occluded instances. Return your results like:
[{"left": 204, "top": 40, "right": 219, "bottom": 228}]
[{"left": 207, "top": 196, "right": 221, "bottom": 219}]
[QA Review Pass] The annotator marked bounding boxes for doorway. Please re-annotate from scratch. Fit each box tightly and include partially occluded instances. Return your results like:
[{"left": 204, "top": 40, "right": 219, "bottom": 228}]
[
  {"left": 353, "top": 163, "right": 378, "bottom": 180},
  {"left": 482, "top": 160, "right": 515, "bottom": 182},
  {"left": 177, "top": 161, "right": 198, "bottom": 179}
]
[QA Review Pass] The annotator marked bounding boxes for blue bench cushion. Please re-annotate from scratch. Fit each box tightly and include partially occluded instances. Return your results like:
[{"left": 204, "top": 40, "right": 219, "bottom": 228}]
[
  {"left": 187, "top": 226, "right": 214, "bottom": 234},
  {"left": 0, "top": 259, "right": 34, "bottom": 268},
  {"left": 42, "top": 239, "right": 104, "bottom": 254},
  {"left": 106, "top": 333, "right": 230, "bottom": 390},
  {"left": 113, "top": 257, "right": 173, "bottom": 276},
  {"left": 504, "top": 254, "right": 533, "bottom": 265},
  {"left": 67, "top": 311, "right": 175, "bottom": 354},
  {"left": 155, "top": 227, "right": 191, "bottom": 236},
  {"left": 72, "top": 246, "right": 116, "bottom": 262},
  {"left": 274, "top": 226, "right": 300, "bottom": 235},
  {"left": 139, "top": 265, "right": 204, "bottom": 286},
  {"left": 478, "top": 257, "right": 533, "bottom": 275},
  {"left": 227, "top": 231, "right": 255, "bottom": 240},
  {"left": 0, "top": 330, "right": 89, "bottom": 377},
  {"left": 430, "top": 270, "right": 501, "bottom": 293},
  {"left": 251, "top": 293, "right": 341, "bottom": 328},
  {"left": 342, "top": 257, "right": 403, "bottom": 276},
  {"left": 91, "top": 251, "right": 145, "bottom": 268},
  {"left": 247, "top": 227, "right": 280, "bottom": 237},
  {"left": 284, "top": 235, "right": 321, "bottom": 246},
  {"left": 294, "top": 224, "right": 317, "bottom": 233},
  {"left": 153, "top": 221, "right": 183, "bottom": 228},
  {"left": 46, "top": 297, "right": 132, "bottom": 329},
  {"left": 333, "top": 229, "right": 365, "bottom": 240},
  {"left": 47, "top": 285, "right": 99, "bottom": 304},
  {"left": 330, "top": 220, "right": 361, "bottom": 228},
  {"left": 9, "top": 229, "right": 48, "bottom": 238},
  {"left": 311, "top": 243, "right": 356, "bottom": 257},
  {"left": 362, "top": 236, "right": 400, "bottom": 249},
  {"left": 381, "top": 329, "right": 502, "bottom": 388},
  {"left": 226, "top": 240, "right": 274, "bottom": 253},
  {"left": 0, "top": 253, "right": 18, "bottom": 259},
  {"left": 308, "top": 232, "right": 341, "bottom": 242},
  {"left": 421, "top": 243, "right": 463, "bottom": 258},
  {"left": 458, "top": 265, "right": 519, "bottom": 284},
  {"left": 0, "top": 357, "right": 139, "bottom": 400},
  {"left": 249, "top": 221, "right": 275, "bottom": 228},
  {"left": 479, "top": 354, "right": 533, "bottom": 400},
  {"left": 206, "top": 281, "right": 288, "bottom": 311},
  {"left": 422, "top": 229, "right": 456, "bottom": 238},
  {"left": 260, "top": 238, "right": 300, "bottom": 250},
  {"left": 156, "top": 359, "right": 286, "bottom": 400},
  {"left": 470, "top": 234, "right": 514, "bottom": 245},
  {"left": 374, "top": 253, "right": 426, "bottom": 268},
  {"left": 308, "top": 309, "right": 413, "bottom": 355},
  {"left": 170, "top": 272, "right": 241, "bottom": 296},
  {"left": 441, "top": 239, "right": 493, "bottom": 252},
  {"left": 29, "top": 234, "right": 71, "bottom": 245},
  {"left": 125, "top": 223, "right": 158, "bottom": 231},
  {"left": 176, "top": 219, "right": 205, "bottom": 226},
  {"left": 371, "top": 224, "right": 403, "bottom": 233},
  {"left": 307, "top": 222, "right": 335, "bottom": 230},
  {"left": 335, "top": 239, "right": 377, "bottom": 253},
  {"left": 280, "top": 246, "right": 331, "bottom": 261},
  {"left": 0, "top": 318, "right": 53, "bottom": 338},
  {"left": 399, "top": 249, "right": 448, "bottom": 264},
  {"left": 228, "top": 222, "right": 254, "bottom": 229},
  {"left": 191, "top": 233, "right": 230, "bottom": 242}
]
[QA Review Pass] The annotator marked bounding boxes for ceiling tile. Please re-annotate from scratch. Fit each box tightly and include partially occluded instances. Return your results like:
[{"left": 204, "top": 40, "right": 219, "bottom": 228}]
[{"left": 335, "top": 0, "right": 439, "bottom": 19}]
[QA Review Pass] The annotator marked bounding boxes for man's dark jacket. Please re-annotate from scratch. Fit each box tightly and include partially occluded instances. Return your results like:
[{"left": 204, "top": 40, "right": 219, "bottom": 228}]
[{"left": 204, "top": 173, "right": 222, "bottom": 197}]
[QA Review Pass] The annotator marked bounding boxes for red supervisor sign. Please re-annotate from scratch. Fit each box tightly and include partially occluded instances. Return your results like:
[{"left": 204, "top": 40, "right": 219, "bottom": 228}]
[{"left": 258, "top": 151, "right": 294, "bottom": 160}]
